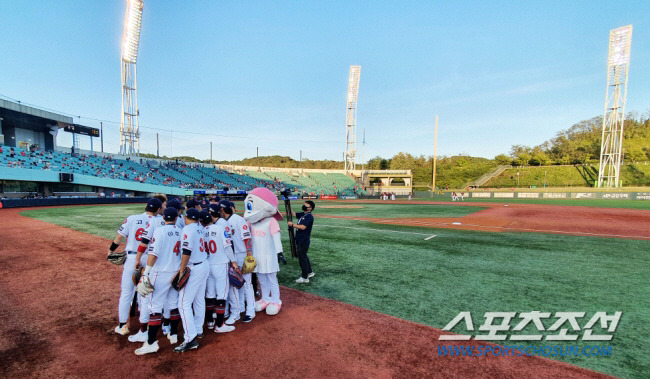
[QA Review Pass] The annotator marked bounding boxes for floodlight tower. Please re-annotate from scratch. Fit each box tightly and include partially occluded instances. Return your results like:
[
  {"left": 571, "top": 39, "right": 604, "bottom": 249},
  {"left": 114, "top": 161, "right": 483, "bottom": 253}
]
[
  {"left": 597, "top": 25, "right": 632, "bottom": 187},
  {"left": 120, "top": 0, "right": 143, "bottom": 156},
  {"left": 344, "top": 65, "right": 361, "bottom": 172}
]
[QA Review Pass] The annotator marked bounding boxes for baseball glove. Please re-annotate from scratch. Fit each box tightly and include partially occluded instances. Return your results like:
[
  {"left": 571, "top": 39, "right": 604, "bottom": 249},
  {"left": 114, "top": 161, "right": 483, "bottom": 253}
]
[
  {"left": 107, "top": 251, "right": 127, "bottom": 265},
  {"left": 132, "top": 266, "right": 144, "bottom": 286},
  {"left": 241, "top": 256, "right": 257, "bottom": 274},
  {"left": 229, "top": 266, "right": 245, "bottom": 289},
  {"left": 171, "top": 267, "right": 191, "bottom": 291},
  {"left": 136, "top": 276, "right": 154, "bottom": 297}
]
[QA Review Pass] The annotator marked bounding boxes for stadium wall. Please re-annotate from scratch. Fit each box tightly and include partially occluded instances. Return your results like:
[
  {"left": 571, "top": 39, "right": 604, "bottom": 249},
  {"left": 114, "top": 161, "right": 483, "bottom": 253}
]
[{"left": 0, "top": 166, "right": 186, "bottom": 196}]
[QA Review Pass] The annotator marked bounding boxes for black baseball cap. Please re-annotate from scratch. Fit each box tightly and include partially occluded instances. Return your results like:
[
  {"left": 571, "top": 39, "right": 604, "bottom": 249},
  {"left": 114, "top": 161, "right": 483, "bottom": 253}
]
[
  {"left": 163, "top": 207, "right": 178, "bottom": 221},
  {"left": 229, "top": 201, "right": 236, "bottom": 209},
  {"left": 201, "top": 199, "right": 210, "bottom": 209},
  {"left": 186, "top": 199, "right": 200, "bottom": 208},
  {"left": 199, "top": 210, "right": 212, "bottom": 224},
  {"left": 186, "top": 208, "right": 200, "bottom": 221},
  {"left": 210, "top": 195, "right": 221, "bottom": 202},
  {"left": 208, "top": 203, "right": 220, "bottom": 217},
  {"left": 145, "top": 198, "right": 163, "bottom": 212},
  {"left": 167, "top": 199, "right": 182, "bottom": 211}
]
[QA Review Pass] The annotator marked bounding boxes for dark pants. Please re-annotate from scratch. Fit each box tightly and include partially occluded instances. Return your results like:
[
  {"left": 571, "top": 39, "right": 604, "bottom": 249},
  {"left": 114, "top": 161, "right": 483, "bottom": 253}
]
[{"left": 297, "top": 241, "right": 312, "bottom": 279}]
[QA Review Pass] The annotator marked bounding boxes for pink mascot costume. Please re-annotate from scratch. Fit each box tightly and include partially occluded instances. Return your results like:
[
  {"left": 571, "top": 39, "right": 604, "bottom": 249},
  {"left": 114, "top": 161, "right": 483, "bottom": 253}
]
[{"left": 243, "top": 188, "right": 284, "bottom": 316}]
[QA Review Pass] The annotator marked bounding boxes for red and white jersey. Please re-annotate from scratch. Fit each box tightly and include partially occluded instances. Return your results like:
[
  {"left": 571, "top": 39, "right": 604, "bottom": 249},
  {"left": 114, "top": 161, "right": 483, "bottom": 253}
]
[
  {"left": 150, "top": 224, "right": 182, "bottom": 272},
  {"left": 181, "top": 222, "right": 207, "bottom": 264},
  {"left": 227, "top": 214, "right": 251, "bottom": 254},
  {"left": 205, "top": 223, "right": 235, "bottom": 265},
  {"left": 117, "top": 212, "right": 155, "bottom": 252},
  {"left": 143, "top": 214, "right": 165, "bottom": 251}
]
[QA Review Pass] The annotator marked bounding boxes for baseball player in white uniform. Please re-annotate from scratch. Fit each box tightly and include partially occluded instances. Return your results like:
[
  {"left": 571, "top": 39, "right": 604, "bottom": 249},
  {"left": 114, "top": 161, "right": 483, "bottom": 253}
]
[
  {"left": 107, "top": 198, "right": 163, "bottom": 335},
  {"left": 162, "top": 198, "right": 183, "bottom": 335},
  {"left": 174, "top": 208, "right": 210, "bottom": 353},
  {"left": 204, "top": 205, "right": 238, "bottom": 333},
  {"left": 222, "top": 201, "right": 255, "bottom": 323},
  {"left": 134, "top": 208, "right": 182, "bottom": 355},
  {"left": 129, "top": 195, "right": 167, "bottom": 342}
]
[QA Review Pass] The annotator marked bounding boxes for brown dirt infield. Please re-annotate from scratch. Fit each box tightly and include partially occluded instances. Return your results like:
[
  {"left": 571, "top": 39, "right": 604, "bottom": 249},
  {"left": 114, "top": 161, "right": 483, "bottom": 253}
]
[
  {"left": 0, "top": 208, "right": 612, "bottom": 378},
  {"left": 322, "top": 201, "right": 650, "bottom": 240}
]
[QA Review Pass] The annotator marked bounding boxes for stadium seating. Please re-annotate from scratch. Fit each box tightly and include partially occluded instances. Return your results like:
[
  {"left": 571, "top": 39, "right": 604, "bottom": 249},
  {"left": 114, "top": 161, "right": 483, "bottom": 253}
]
[{"left": 0, "top": 144, "right": 366, "bottom": 195}]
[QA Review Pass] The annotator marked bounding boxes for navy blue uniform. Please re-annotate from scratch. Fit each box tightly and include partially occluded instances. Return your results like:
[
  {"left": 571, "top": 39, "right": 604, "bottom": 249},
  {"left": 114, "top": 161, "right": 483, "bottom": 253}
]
[{"left": 295, "top": 212, "right": 314, "bottom": 279}]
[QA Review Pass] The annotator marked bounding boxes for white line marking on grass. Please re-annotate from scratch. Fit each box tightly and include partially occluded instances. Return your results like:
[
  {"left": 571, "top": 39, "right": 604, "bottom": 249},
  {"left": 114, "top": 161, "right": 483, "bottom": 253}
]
[{"left": 319, "top": 224, "right": 438, "bottom": 239}]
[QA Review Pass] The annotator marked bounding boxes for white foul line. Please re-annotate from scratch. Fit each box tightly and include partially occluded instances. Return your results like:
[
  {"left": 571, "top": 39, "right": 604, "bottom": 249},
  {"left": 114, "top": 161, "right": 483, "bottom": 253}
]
[{"left": 318, "top": 224, "right": 437, "bottom": 240}]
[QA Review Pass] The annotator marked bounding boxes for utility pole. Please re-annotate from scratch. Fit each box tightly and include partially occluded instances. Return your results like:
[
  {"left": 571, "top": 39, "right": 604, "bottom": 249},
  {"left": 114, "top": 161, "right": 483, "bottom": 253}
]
[
  {"left": 210, "top": 141, "right": 213, "bottom": 164},
  {"left": 431, "top": 115, "right": 438, "bottom": 195},
  {"left": 257, "top": 147, "right": 259, "bottom": 169},
  {"left": 156, "top": 133, "right": 159, "bottom": 158},
  {"left": 100, "top": 122, "right": 104, "bottom": 153},
  {"left": 300, "top": 150, "right": 302, "bottom": 166}
]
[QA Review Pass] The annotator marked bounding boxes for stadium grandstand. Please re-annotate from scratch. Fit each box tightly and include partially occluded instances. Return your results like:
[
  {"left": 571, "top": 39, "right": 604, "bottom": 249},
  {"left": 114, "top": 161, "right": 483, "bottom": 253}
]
[{"left": 0, "top": 99, "right": 411, "bottom": 202}]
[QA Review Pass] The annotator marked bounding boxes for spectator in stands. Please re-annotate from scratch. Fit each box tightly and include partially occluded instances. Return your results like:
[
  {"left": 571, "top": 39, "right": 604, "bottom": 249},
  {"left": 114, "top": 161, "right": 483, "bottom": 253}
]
[{"left": 10, "top": 148, "right": 15, "bottom": 158}]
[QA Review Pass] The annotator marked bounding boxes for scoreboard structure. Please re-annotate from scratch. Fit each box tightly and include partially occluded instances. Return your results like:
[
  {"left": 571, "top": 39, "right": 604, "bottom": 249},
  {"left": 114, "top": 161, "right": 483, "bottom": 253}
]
[{"left": 61, "top": 123, "right": 100, "bottom": 137}]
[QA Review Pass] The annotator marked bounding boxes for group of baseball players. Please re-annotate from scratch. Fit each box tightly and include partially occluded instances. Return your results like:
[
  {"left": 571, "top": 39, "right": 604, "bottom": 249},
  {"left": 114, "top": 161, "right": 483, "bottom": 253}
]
[{"left": 107, "top": 194, "right": 263, "bottom": 355}]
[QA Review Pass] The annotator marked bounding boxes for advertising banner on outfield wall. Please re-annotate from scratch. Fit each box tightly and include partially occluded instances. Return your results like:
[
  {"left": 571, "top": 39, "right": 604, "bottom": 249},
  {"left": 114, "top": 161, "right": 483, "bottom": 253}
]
[
  {"left": 340, "top": 195, "right": 358, "bottom": 199},
  {"left": 543, "top": 193, "right": 568, "bottom": 199},
  {"left": 471, "top": 192, "right": 491, "bottom": 198},
  {"left": 320, "top": 195, "right": 338, "bottom": 200},
  {"left": 572, "top": 193, "right": 597, "bottom": 199},
  {"left": 302, "top": 195, "right": 318, "bottom": 199},
  {"left": 517, "top": 193, "right": 540, "bottom": 198},
  {"left": 494, "top": 192, "right": 515, "bottom": 198},
  {"left": 636, "top": 193, "right": 650, "bottom": 200},
  {"left": 602, "top": 193, "right": 629, "bottom": 199}
]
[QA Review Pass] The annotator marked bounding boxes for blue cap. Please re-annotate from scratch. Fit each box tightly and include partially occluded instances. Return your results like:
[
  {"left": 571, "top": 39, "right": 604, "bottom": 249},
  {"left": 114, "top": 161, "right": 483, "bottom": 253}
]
[
  {"left": 218, "top": 200, "right": 231, "bottom": 210},
  {"left": 167, "top": 199, "right": 182, "bottom": 211},
  {"left": 229, "top": 201, "right": 236, "bottom": 209},
  {"left": 145, "top": 198, "right": 163, "bottom": 212},
  {"left": 211, "top": 195, "right": 221, "bottom": 202},
  {"left": 186, "top": 199, "right": 200, "bottom": 209},
  {"left": 199, "top": 210, "right": 212, "bottom": 224},
  {"left": 201, "top": 199, "right": 210, "bottom": 209},
  {"left": 186, "top": 208, "right": 200, "bottom": 221},
  {"left": 163, "top": 207, "right": 178, "bottom": 221}
]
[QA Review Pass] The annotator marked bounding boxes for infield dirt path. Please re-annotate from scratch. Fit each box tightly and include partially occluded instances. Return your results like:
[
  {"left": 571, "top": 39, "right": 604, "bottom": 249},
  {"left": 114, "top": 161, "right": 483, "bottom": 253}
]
[
  {"left": 322, "top": 201, "right": 650, "bottom": 240},
  {"left": 0, "top": 208, "right": 611, "bottom": 378}
]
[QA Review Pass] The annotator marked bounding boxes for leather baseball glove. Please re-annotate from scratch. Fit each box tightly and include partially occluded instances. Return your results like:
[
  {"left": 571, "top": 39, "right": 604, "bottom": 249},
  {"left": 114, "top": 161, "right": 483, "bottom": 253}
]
[
  {"left": 132, "top": 266, "right": 144, "bottom": 286},
  {"left": 137, "top": 276, "right": 154, "bottom": 296},
  {"left": 241, "top": 256, "right": 257, "bottom": 274},
  {"left": 107, "top": 251, "right": 127, "bottom": 265},
  {"left": 171, "top": 267, "right": 191, "bottom": 291}
]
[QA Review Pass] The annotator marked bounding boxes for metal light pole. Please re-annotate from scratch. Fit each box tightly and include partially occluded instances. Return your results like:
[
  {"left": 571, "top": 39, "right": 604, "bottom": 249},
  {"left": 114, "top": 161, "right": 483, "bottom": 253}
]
[{"left": 119, "top": 0, "right": 143, "bottom": 156}]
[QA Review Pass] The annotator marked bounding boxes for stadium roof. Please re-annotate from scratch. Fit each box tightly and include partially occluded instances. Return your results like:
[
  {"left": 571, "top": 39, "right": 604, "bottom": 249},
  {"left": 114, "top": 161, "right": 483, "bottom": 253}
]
[{"left": 0, "top": 99, "right": 73, "bottom": 125}]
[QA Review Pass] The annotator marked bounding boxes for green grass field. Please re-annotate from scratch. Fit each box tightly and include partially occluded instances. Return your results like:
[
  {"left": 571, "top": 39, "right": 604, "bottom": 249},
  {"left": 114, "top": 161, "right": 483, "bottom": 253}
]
[
  {"left": 418, "top": 196, "right": 650, "bottom": 210},
  {"left": 22, "top": 203, "right": 650, "bottom": 378}
]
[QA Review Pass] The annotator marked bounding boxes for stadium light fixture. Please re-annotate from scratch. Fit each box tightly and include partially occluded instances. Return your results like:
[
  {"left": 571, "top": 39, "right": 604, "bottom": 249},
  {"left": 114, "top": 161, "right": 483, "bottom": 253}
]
[
  {"left": 121, "top": 0, "right": 143, "bottom": 64},
  {"left": 119, "top": 0, "right": 143, "bottom": 156},
  {"left": 344, "top": 65, "right": 361, "bottom": 172},
  {"left": 597, "top": 25, "right": 632, "bottom": 188}
]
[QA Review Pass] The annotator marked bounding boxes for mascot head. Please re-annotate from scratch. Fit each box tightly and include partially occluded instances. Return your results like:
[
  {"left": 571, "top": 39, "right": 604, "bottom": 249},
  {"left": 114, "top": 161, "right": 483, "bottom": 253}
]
[{"left": 243, "top": 187, "right": 283, "bottom": 223}]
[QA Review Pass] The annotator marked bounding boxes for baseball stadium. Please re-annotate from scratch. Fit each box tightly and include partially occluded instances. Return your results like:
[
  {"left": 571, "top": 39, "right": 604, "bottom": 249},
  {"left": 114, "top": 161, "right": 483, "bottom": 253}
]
[{"left": 1, "top": 2, "right": 649, "bottom": 379}]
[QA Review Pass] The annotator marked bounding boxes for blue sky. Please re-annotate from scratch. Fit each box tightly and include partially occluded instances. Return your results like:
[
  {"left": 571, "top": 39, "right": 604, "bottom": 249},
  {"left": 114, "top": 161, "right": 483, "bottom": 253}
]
[{"left": 1, "top": 1, "right": 649, "bottom": 162}]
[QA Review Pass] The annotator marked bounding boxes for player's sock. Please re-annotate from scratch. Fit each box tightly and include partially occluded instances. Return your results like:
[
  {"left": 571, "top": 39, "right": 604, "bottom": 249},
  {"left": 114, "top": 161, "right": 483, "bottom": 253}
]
[
  {"left": 139, "top": 323, "right": 147, "bottom": 333},
  {"left": 170, "top": 308, "right": 180, "bottom": 335},
  {"left": 147, "top": 313, "right": 162, "bottom": 344},
  {"left": 119, "top": 322, "right": 126, "bottom": 328},
  {"left": 205, "top": 298, "right": 216, "bottom": 323},
  {"left": 215, "top": 300, "right": 226, "bottom": 327},
  {"left": 162, "top": 318, "right": 170, "bottom": 327}
]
